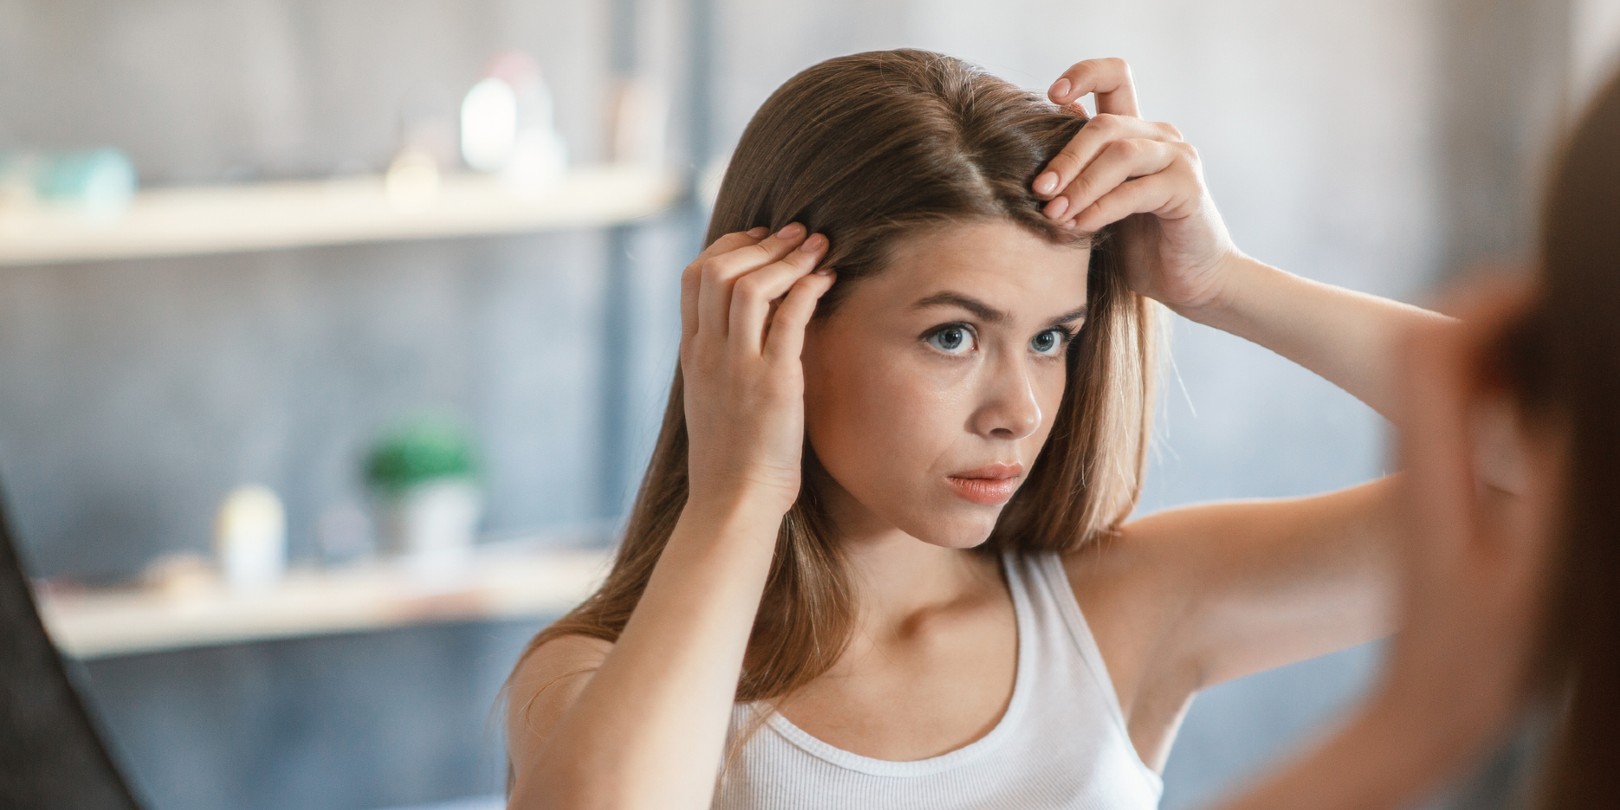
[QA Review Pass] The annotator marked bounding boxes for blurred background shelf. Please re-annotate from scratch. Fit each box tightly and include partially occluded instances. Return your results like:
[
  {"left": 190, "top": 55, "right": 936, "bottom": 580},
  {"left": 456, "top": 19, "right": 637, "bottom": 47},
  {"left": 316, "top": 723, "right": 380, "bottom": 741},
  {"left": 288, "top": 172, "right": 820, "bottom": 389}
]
[
  {"left": 37, "top": 543, "right": 614, "bottom": 659},
  {"left": 0, "top": 162, "right": 683, "bottom": 267}
]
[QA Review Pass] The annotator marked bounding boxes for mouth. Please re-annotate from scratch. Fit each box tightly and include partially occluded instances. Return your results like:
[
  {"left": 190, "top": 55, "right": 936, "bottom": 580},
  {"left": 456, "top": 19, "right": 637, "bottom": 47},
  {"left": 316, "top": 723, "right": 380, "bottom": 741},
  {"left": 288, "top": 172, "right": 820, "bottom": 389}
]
[{"left": 945, "top": 463, "right": 1024, "bottom": 506}]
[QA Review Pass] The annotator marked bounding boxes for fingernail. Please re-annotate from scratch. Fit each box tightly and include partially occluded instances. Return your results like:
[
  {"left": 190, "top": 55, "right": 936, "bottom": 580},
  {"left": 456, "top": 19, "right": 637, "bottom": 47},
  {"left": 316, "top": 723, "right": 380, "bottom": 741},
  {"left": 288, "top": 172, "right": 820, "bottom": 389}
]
[
  {"left": 746, "top": 226, "right": 768, "bottom": 237},
  {"left": 1035, "top": 172, "right": 1059, "bottom": 196},
  {"left": 1045, "top": 196, "right": 1069, "bottom": 220},
  {"left": 776, "top": 222, "right": 804, "bottom": 239},
  {"left": 1050, "top": 78, "right": 1071, "bottom": 100},
  {"left": 799, "top": 233, "right": 826, "bottom": 253},
  {"left": 814, "top": 266, "right": 835, "bottom": 275}
]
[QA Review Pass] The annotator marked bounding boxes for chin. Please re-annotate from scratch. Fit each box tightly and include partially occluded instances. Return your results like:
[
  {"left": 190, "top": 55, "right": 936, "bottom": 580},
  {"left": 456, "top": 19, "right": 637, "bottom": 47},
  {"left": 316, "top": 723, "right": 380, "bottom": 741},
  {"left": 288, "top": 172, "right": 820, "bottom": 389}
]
[
  {"left": 895, "top": 506, "right": 1002, "bottom": 550},
  {"left": 813, "top": 465, "right": 1005, "bottom": 549}
]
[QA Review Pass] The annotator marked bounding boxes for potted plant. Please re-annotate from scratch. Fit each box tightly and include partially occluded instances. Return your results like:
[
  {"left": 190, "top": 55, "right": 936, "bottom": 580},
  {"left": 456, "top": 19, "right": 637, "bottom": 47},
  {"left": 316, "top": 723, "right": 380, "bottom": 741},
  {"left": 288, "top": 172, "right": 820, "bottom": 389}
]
[{"left": 363, "top": 417, "right": 484, "bottom": 580}]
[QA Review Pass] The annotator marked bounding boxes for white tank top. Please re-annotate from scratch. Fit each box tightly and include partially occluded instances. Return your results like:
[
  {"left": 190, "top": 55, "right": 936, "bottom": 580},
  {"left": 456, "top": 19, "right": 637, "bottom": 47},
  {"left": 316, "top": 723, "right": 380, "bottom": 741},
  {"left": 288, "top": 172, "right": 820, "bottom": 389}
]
[{"left": 712, "top": 551, "right": 1165, "bottom": 809}]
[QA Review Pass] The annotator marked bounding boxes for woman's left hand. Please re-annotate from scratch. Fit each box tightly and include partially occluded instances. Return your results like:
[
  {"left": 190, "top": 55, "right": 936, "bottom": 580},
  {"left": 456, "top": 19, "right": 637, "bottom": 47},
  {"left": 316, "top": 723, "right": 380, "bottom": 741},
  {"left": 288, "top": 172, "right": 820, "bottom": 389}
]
[{"left": 1035, "top": 58, "right": 1238, "bottom": 313}]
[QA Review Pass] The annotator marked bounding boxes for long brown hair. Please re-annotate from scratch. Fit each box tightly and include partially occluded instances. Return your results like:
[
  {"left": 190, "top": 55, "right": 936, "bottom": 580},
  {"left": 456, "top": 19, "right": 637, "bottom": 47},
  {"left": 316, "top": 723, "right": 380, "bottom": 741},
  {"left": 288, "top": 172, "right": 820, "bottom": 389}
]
[
  {"left": 510, "top": 45, "right": 1158, "bottom": 747},
  {"left": 1500, "top": 69, "right": 1620, "bottom": 807}
]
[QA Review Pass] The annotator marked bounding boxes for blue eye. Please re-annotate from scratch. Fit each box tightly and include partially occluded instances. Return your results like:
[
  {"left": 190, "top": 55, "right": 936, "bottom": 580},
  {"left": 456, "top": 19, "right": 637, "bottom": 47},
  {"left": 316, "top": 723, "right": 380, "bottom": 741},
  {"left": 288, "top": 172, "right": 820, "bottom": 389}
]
[
  {"left": 922, "top": 323, "right": 1082, "bottom": 358},
  {"left": 925, "top": 324, "right": 975, "bottom": 355},
  {"left": 1032, "top": 327, "right": 1079, "bottom": 357}
]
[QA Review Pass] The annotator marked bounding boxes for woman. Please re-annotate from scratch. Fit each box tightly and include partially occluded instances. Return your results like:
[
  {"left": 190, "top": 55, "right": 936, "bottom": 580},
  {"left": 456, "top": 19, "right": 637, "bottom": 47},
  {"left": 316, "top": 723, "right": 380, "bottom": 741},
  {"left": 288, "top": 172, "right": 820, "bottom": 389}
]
[
  {"left": 504, "top": 49, "right": 1446, "bottom": 808},
  {"left": 1219, "top": 67, "right": 1620, "bottom": 809}
]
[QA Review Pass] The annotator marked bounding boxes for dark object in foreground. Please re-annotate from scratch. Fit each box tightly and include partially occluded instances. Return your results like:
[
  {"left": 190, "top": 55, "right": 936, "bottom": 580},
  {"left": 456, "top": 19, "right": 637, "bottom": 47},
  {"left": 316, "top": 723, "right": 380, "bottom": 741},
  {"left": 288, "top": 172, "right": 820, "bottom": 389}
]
[{"left": 0, "top": 470, "right": 141, "bottom": 809}]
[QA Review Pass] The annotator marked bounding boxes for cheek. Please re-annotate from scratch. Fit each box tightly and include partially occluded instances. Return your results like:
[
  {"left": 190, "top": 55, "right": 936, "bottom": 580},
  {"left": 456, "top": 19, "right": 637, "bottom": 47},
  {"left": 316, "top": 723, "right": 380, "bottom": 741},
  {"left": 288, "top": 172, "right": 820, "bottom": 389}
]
[
  {"left": 805, "top": 352, "right": 956, "bottom": 497},
  {"left": 1035, "top": 365, "right": 1069, "bottom": 441}
]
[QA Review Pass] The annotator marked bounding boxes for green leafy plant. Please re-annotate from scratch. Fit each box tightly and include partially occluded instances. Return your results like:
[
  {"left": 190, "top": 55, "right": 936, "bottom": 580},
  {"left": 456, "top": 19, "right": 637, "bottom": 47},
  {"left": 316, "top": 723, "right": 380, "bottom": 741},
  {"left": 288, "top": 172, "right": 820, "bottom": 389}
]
[{"left": 363, "top": 417, "right": 481, "bottom": 498}]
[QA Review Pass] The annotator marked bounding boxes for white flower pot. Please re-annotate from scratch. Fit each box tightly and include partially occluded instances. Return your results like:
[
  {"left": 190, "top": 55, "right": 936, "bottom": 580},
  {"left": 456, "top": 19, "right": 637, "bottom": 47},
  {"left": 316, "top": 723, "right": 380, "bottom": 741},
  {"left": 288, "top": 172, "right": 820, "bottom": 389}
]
[{"left": 375, "top": 479, "right": 483, "bottom": 582}]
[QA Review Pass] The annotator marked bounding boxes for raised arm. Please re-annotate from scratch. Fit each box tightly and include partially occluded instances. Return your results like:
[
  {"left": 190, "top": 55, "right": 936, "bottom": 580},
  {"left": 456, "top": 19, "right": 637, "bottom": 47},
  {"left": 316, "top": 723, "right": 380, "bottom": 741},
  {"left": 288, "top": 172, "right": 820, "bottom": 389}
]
[
  {"left": 1212, "top": 280, "right": 1552, "bottom": 810},
  {"left": 1035, "top": 59, "right": 1450, "bottom": 755},
  {"left": 508, "top": 498, "right": 785, "bottom": 808},
  {"left": 1168, "top": 255, "right": 1454, "bottom": 420},
  {"left": 506, "top": 224, "right": 837, "bottom": 809}
]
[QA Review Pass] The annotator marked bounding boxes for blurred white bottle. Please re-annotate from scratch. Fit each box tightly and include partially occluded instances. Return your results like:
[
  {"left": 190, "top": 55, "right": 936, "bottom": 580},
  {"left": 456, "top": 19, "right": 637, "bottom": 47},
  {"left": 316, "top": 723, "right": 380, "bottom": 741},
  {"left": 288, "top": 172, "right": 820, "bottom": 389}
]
[
  {"left": 214, "top": 485, "right": 287, "bottom": 591},
  {"left": 460, "top": 51, "right": 568, "bottom": 194}
]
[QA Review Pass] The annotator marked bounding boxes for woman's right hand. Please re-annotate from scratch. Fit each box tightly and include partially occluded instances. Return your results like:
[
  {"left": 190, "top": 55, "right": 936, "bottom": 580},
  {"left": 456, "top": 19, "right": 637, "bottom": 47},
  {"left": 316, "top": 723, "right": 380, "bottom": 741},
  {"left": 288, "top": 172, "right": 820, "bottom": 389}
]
[{"left": 679, "top": 222, "right": 836, "bottom": 518}]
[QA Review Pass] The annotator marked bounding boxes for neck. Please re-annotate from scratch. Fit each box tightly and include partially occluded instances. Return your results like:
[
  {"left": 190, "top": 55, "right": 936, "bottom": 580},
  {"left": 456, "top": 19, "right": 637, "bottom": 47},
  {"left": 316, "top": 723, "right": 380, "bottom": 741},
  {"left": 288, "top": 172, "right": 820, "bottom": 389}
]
[{"left": 820, "top": 482, "right": 1003, "bottom": 642}]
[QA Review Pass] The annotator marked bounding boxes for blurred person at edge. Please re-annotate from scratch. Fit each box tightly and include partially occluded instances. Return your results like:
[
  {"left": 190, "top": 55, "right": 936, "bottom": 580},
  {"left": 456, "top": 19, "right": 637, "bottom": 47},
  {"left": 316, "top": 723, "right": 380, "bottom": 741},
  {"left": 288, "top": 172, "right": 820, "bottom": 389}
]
[
  {"left": 507, "top": 49, "right": 1458, "bottom": 808},
  {"left": 1218, "top": 67, "right": 1620, "bottom": 809}
]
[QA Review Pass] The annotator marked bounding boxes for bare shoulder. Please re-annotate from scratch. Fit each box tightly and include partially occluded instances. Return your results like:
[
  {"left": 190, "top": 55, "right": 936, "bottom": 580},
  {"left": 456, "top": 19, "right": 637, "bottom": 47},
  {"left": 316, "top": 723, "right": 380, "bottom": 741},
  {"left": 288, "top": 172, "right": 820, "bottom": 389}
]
[
  {"left": 506, "top": 633, "right": 614, "bottom": 765},
  {"left": 1058, "top": 521, "right": 1202, "bottom": 771},
  {"left": 1060, "top": 513, "right": 1197, "bottom": 647},
  {"left": 1058, "top": 521, "right": 1171, "bottom": 685}
]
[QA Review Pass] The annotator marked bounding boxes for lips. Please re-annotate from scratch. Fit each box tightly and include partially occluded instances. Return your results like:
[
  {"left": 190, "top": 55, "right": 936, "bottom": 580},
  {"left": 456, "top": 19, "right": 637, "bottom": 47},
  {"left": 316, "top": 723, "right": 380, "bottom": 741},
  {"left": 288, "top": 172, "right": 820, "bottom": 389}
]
[
  {"left": 949, "top": 462, "right": 1023, "bottom": 480},
  {"left": 945, "top": 462, "right": 1024, "bottom": 506}
]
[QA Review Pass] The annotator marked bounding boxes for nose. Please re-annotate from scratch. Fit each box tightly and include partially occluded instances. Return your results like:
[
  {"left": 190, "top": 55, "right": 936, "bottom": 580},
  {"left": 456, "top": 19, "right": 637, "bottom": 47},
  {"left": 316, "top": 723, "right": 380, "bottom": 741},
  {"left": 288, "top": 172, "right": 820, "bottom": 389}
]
[{"left": 968, "top": 353, "right": 1043, "bottom": 441}]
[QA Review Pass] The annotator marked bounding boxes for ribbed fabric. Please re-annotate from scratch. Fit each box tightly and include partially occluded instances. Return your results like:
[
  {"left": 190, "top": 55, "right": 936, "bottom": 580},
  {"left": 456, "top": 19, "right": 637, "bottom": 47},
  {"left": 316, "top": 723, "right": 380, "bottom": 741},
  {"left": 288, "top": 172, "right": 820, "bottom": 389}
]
[{"left": 712, "top": 551, "right": 1165, "bottom": 809}]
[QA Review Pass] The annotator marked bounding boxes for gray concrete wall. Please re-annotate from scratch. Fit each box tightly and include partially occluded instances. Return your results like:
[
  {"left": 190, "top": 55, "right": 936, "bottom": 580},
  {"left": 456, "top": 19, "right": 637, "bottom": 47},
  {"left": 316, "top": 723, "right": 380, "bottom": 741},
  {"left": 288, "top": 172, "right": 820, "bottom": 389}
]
[
  {"left": 0, "top": 0, "right": 1587, "bottom": 807},
  {"left": 1, "top": 2, "right": 696, "bottom": 807}
]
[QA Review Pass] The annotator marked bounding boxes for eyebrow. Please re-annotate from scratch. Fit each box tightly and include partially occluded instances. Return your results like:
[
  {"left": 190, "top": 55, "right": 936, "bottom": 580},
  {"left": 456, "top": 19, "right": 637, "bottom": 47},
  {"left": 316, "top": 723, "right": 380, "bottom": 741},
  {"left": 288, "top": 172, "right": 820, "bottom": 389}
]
[{"left": 908, "top": 291, "right": 1087, "bottom": 327}]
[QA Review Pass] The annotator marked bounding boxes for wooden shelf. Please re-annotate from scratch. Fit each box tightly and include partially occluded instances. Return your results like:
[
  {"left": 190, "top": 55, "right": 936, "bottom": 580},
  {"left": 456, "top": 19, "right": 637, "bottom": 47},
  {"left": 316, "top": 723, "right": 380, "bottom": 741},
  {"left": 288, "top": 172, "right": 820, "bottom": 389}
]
[
  {"left": 37, "top": 543, "right": 613, "bottom": 659},
  {"left": 0, "top": 163, "right": 683, "bottom": 267}
]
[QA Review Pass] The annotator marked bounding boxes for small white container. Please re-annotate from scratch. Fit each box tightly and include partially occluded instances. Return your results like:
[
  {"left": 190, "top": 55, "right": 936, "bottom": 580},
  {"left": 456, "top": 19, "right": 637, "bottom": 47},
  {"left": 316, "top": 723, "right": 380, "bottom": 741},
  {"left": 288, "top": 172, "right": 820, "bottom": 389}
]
[
  {"left": 375, "top": 478, "right": 483, "bottom": 582},
  {"left": 214, "top": 485, "right": 287, "bottom": 591}
]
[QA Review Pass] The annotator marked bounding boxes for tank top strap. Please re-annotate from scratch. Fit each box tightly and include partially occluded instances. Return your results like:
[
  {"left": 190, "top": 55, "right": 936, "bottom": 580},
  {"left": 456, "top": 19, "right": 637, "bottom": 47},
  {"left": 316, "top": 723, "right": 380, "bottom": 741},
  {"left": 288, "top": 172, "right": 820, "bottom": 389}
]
[{"left": 1007, "top": 550, "right": 1160, "bottom": 791}]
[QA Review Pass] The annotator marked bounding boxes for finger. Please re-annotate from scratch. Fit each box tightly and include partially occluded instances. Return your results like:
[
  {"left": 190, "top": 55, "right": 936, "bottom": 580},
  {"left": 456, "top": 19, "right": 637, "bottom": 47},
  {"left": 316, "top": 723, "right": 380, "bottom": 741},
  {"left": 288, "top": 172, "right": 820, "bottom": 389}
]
[
  {"left": 1033, "top": 114, "right": 1181, "bottom": 200},
  {"left": 1068, "top": 166, "right": 1201, "bottom": 233},
  {"left": 702, "top": 227, "right": 771, "bottom": 263},
  {"left": 1043, "top": 137, "right": 1179, "bottom": 222},
  {"left": 729, "top": 233, "right": 830, "bottom": 357},
  {"left": 696, "top": 223, "right": 808, "bottom": 342},
  {"left": 1048, "top": 57, "right": 1140, "bottom": 118},
  {"left": 682, "top": 227, "right": 768, "bottom": 348},
  {"left": 763, "top": 270, "right": 838, "bottom": 364}
]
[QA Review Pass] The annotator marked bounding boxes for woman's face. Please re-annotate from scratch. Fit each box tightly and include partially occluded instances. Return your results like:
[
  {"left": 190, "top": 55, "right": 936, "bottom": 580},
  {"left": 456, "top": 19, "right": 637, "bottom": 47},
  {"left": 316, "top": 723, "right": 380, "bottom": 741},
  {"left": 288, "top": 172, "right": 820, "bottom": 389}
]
[{"left": 801, "top": 219, "right": 1091, "bottom": 549}]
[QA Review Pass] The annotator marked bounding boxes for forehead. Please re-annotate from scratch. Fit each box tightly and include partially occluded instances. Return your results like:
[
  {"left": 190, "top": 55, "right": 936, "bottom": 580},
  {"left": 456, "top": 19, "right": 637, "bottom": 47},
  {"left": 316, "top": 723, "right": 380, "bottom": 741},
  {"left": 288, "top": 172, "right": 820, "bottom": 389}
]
[{"left": 856, "top": 220, "right": 1090, "bottom": 317}]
